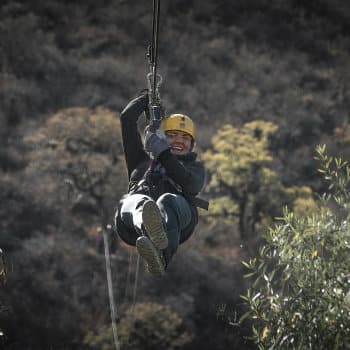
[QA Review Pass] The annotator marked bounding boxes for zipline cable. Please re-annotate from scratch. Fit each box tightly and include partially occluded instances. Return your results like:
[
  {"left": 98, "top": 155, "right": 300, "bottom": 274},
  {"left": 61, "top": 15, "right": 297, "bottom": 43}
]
[
  {"left": 151, "top": 0, "right": 160, "bottom": 100},
  {"left": 146, "top": 0, "right": 163, "bottom": 127}
]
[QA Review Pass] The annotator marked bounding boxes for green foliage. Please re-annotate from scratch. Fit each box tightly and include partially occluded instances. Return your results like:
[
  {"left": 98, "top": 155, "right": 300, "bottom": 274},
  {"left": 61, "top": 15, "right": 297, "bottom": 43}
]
[
  {"left": 316, "top": 144, "right": 350, "bottom": 212},
  {"left": 84, "top": 302, "right": 193, "bottom": 350},
  {"left": 241, "top": 145, "right": 350, "bottom": 349}
]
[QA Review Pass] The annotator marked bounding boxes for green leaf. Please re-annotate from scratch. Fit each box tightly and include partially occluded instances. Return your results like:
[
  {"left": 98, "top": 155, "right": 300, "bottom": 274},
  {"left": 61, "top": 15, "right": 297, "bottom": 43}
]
[
  {"left": 239, "top": 311, "right": 252, "bottom": 324},
  {"left": 244, "top": 272, "right": 256, "bottom": 279}
]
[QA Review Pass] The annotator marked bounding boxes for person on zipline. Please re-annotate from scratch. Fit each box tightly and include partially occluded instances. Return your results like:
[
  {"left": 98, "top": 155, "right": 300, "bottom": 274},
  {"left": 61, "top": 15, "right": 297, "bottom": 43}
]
[{"left": 115, "top": 93, "right": 208, "bottom": 276}]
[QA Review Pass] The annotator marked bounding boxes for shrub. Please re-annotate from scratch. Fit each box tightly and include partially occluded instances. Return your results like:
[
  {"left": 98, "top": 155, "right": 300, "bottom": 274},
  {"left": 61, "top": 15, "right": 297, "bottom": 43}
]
[
  {"left": 240, "top": 145, "right": 350, "bottom": 349},
  {"left": 84, "top": 302, "right": 193, "bottom": 350}
]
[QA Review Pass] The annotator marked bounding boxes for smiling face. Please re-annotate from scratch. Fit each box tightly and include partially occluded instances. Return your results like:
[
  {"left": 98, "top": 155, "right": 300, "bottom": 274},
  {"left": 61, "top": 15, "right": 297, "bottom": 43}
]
[{"left": 165, "top": 130, "right": 193, "bottom": 155}]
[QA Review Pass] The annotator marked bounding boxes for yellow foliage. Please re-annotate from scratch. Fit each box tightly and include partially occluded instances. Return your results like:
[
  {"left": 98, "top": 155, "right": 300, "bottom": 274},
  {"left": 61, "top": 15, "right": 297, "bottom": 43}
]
[
  {"left": 261, "top": 326, "right": 269, "bottom": 340},
  {"left": 208, "top": 196, "right": 239, "bottom": 216},
  {"left": 203, "top": 121, "right": 278, "bottom": 190},
  {"left": 292, "top": 197, "right": 318, "bottom": 217},
  {"left": 259, "top": 166, "right": 279, "bottom": 185},
  {"left": 286, "top": 186, "right": 318, "bottom": 217},
  {"left": 243, "top": 120, "right": 278, "bottom": 139},
  {"left": 203, "top": 121, "right": 286, "bottom": 236}
]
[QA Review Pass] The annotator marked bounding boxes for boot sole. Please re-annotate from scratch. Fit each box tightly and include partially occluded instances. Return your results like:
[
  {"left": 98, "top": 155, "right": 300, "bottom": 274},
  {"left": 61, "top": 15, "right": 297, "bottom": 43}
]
[
  {"left": 136, "top": 236, "right": 164, "bottom": 276},
  {"left": 142, "top": 200, "right": 168, "bottom": 249}
]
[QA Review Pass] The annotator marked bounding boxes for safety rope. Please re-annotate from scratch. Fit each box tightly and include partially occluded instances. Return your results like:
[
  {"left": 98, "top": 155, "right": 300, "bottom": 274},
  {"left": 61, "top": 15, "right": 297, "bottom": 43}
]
[
  {"left": 122, "top": 249, "right": 141, "bottom": 311},
  {"left": 103, "top": 227, "right": 121, "bottom": 350},
  {"left": 104, "top": 228, "right": 142, "bottom": 350},
  {"left": 123, "top": 249, "right": 134, "bottom": 305},
  {"left": 125, "top": 254, "right": 141, "bottom": 348},
  {"left": 132, "top": 254, "right": 141, "bottom": 309}
]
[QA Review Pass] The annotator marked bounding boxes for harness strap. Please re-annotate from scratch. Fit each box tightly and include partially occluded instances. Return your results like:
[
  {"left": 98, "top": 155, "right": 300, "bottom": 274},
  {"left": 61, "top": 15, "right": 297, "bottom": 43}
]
[
  {"left": 146, "top": 162, "right": 210, "bottom": 210},
  {"left": 186, "top": 195, "right": 209, "bottom": 211}
]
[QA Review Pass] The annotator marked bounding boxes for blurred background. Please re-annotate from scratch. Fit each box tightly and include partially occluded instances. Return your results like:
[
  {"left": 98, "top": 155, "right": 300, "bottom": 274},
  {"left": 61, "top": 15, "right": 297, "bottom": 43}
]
[{"left": 0, "top": 0, "right": 350, "bottom": 349}]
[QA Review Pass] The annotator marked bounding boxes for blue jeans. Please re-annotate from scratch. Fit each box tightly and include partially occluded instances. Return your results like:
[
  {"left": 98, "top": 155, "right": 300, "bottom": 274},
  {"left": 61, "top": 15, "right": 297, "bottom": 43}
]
[{"left": 120, "top": 193, "right": 192, "bottom": 265}]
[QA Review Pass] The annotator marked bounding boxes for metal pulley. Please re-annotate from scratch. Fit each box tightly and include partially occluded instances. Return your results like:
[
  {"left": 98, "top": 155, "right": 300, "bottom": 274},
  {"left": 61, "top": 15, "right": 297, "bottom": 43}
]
[{"left": 146, "top": 0, "right": 164, "bottom": 128}]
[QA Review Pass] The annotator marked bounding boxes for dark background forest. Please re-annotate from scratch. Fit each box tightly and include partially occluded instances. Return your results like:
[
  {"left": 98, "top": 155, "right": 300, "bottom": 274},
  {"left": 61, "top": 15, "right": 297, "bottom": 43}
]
[{"left": 1, "top": 0, "right": 350, "bottom": 349}]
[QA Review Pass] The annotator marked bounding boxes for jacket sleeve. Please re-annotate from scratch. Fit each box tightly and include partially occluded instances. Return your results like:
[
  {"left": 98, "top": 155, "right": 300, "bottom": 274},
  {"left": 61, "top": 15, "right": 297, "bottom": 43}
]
[
  {"left": 120, "top": 94, "right": 150, "bottom": 179},
  {"left": 158, "top": 150, "right": 206, "bottom": 195}
]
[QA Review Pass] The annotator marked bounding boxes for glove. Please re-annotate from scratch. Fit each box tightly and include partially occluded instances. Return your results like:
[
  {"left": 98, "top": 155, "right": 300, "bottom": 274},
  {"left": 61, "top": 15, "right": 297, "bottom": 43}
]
[
  {"left": 120, "top": 93, "right": 148, "bottom": 120},
  {"left": 144, "top": 127, "right": 168, "bottom": 159}
]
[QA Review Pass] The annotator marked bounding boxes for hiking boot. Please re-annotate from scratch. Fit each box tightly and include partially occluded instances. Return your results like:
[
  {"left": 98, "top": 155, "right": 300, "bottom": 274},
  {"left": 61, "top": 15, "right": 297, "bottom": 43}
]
[
  {"left": 142, "top": 200, "right": 168, "bottom": 249},
  {"left": 136, "top": 236, "right": 165, "bottom": 276}
]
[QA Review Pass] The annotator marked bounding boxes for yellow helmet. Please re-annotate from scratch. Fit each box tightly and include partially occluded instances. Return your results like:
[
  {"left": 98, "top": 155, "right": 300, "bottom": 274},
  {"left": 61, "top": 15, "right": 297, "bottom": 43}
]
[{"left": 160, "top": 114, "right": 196, "bottom": 139}]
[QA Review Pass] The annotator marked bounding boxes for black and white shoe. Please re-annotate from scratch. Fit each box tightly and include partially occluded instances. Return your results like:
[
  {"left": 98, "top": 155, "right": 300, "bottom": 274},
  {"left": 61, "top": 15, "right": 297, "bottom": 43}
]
[
  {"left": 136, "top": 236, "right": 165, "bottom": 276},
  {"left": 142, "top": 200, "right": 168, "bottom": 249}
]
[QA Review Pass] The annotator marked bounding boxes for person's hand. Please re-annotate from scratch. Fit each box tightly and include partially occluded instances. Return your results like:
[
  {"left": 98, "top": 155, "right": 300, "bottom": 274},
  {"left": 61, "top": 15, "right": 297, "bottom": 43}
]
[
  {"left": 120, "top": 93, "right": 148, "bottom": 119},
  {"left": 144, "top": 127, "right": 168, "bottom": 159}
]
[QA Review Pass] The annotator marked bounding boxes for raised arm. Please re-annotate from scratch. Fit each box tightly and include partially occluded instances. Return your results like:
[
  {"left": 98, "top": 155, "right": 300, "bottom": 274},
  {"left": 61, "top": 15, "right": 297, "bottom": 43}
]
[{"left": 120, "top": 94, "right": 150, "bottom": 178}]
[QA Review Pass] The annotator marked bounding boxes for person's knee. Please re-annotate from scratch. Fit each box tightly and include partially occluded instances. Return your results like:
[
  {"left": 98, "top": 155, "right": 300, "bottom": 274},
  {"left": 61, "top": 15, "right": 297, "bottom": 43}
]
[
  {"left": 157, "top": 193, "right": 177, "bottom": 208},
  {"left": 157, "top": 193, "right": 191, "bottom": 228},
  {"left": 115, "top": 210, "right": 138, "bottom": 246},
  {"left": 120, "top": 211, "right": 134, "bottom": 228}
]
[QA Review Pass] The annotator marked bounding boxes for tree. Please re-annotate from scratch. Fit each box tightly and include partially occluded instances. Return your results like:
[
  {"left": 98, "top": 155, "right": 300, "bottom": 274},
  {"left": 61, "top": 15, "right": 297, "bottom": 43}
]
[
  {"left": 203, "top": 121, "right": 317, "bottom": 239},
  {"left": 240, "top": 145, "right": 350, "bottom": 349},
  {"left": 24, "top": 106, "right": 128, "bottom": 232}
]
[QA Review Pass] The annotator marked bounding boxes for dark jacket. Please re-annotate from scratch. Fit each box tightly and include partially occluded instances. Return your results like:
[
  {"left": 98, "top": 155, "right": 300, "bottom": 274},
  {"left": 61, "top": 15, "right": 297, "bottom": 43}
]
[{"left": 116, "top": 94, "right": 207, "bottom": 245}]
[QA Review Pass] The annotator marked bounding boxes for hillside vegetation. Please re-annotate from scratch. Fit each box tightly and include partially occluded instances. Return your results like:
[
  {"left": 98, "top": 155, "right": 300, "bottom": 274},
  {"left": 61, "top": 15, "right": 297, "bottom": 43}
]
[{"left": 0, "top": 0, "right": 350, "bottom": 349}]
